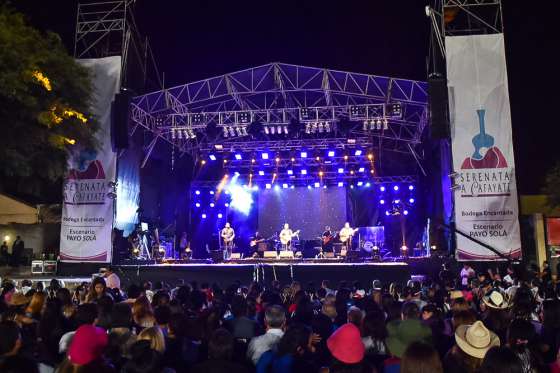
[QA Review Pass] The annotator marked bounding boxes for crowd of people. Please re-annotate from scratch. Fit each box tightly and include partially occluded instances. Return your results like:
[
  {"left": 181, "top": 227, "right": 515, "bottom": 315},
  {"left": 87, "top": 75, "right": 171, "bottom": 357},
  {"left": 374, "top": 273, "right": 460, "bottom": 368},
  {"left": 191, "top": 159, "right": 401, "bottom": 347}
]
[{"left": 0, "top": 262, "right": 559, "bottom": 373}]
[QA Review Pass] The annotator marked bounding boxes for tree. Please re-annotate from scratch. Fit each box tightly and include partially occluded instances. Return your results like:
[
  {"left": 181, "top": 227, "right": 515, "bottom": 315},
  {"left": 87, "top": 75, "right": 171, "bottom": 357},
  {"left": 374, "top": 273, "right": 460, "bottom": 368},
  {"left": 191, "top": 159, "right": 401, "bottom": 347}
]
[
  {"left": 0, "top": 6, "right": 98, "bottom": 201},
  {"left": 544, "top": 161, "right": 560, "bottom": 209}
]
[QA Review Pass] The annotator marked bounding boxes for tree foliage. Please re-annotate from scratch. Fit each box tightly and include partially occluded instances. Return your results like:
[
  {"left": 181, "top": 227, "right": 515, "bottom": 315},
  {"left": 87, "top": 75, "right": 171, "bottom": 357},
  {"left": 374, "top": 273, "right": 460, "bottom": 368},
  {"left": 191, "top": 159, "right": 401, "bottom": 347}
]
[
  {"left": 0, "top": 6, "right": 98, "bottom": 200},
  {"left": 544, "top": 161, "right": 560, "bottom": 209}
]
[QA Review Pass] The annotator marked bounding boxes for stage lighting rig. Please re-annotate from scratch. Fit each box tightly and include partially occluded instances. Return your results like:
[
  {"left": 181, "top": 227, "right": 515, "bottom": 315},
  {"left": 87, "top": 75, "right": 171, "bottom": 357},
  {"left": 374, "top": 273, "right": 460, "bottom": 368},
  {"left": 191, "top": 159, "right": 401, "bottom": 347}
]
[{"left": 222, "top": 125, "right": 249, "bottom": 138}]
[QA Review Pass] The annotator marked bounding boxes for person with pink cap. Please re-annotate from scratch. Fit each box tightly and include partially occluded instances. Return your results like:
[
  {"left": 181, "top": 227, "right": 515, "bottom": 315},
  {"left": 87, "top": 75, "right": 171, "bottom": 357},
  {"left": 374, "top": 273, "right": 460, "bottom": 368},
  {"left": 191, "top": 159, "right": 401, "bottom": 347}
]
[
  {"left": 57, "top": 324, "right": 114, "bottom": 372},
  {"left": 326, "top": 322, "right": 368, "bottom": 371}
]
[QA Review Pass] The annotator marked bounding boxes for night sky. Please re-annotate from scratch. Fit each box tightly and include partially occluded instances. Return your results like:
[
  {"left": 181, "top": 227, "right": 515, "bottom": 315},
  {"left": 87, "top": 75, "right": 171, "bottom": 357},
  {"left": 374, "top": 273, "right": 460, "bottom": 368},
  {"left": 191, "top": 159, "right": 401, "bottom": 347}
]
[{"left": 12, "top": 0, "right": 559, "bottom": 194}]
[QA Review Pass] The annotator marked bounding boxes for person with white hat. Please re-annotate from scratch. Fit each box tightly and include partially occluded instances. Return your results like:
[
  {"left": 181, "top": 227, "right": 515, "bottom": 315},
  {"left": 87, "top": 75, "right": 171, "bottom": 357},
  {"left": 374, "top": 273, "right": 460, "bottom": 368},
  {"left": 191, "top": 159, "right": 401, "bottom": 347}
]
[{"left": 443, "top": 320, "right": 500, "bottom": 373}]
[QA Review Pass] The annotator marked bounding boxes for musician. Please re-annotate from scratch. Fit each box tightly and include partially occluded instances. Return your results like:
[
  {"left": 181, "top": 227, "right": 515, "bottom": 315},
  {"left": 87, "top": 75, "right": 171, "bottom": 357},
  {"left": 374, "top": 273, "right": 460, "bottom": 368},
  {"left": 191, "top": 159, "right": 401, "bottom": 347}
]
[
  {"left": 279, "top": 223, "right": 298, "bottom": 251},
  {"left": 221, "top": 222, "right": 235, "bottom": 259},
  {"left": 339, "top": 222, "right": 357, "bottom": 251},
  {"left": 322, "top": 226, "right": 334, "bottom": 253},
  {"left": 250, "top": 231, "right": 264, "bottom": 258}
]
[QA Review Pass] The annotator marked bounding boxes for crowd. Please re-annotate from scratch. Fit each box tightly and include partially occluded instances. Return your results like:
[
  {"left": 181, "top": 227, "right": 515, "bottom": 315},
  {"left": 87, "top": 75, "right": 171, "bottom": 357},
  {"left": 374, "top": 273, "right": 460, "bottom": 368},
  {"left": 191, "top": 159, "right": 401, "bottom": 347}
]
[{"left": 0, "top": 262, "right": 559, "bottom": 373}]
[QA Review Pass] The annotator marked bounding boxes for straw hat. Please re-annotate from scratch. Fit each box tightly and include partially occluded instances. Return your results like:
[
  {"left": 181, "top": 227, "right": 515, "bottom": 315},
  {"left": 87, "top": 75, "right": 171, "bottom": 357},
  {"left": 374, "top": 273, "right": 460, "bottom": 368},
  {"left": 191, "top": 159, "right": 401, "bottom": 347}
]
[
  {"left": 455, "top": 321, "right": 500, "bottom": 359},
  {"left": 450, "top": 290, "right": 464, "bottom": 300},
  {"left": 482, "top": 289, "right": 510, "bottom": 309}
]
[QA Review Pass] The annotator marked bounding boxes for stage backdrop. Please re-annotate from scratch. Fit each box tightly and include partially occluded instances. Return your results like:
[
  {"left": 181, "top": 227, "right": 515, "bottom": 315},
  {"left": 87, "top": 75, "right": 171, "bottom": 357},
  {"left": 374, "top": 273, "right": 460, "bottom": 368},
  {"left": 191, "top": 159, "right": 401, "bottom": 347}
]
[
  {"left": 446, "top": 34, "right": 521, "bottom": 260},
  {"left": 258, "top": 187, "right": 347, "bottom": 240},
  {"left": 60, "top": 56, "right": 121, "bottom": 262}
]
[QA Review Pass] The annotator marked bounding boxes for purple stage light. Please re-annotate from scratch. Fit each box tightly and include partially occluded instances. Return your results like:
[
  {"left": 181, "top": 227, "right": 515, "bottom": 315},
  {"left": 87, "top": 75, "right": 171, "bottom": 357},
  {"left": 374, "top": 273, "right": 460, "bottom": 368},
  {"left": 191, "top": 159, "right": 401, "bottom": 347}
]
[
  {"left": 393, "top": 185, "right": 399, "bottom": 191},
  {"left": 235, "top": 154, "right": 242, "bottom": 160},
  {"left": 357, "top": 181, "right": 363, "bottom": 186},
  {"left": 262, "top": 153, "right": 269, "bottom": 160},
  {"left": 380, "top": 199, "right": 385, "bottom": 205},
  {"left": 404, "top": 210, "right": 409, "bottom": 215},
  {"left": 314, "top": 182, "right": 320, "bottom": 188},
  {"left": 355, "top": 150, "right": 362, "bottom": 156},
  {"left": 265, "top": 184, "right": 271, "bottom": 189},
  {"left": 394, "top": 199, "right": 400, "bottom": 204},
  {"left": 307, "top": 185, "right": 312, "bottom": 189},
  {"left": 282, "top": 183, "right": 288, "bottom": 189},
  {"left": 385, "top": 211, "right": 390, "bottom": 216},
  {"left": 409, "top": 185, "right": 414, "bottom": 191},
  {"left": 218, "top": 213, "right": 223, "bottom": 218},
  {"left": 210, "top": 191, "right": 215, "bottom": 195},
  {"left": 338, "top": 168, "right": 344, "bottom": 174},
  {"left": 195, "top": 190, "right": 200, "bottom": 195},
  {"left": 301, "top": 169, "right": 307, "bottom": 175},
  {"left": 210, "top": 203, "right": 215, "bottom": 207},
  {"left": 365, "top": 182, "right": 371, "bottom": 187},
  {"left": 338, "top": 182, "right": 344, "bottom": 187},
  {"left": 202, "top": 214, "right": 207, "bottom": 219},
  {"left": 328, "top": 150, "right": 335, "bottom": 157},
  {"left": 225, "top": 203, "right": 229, "bottom": 207},
  {"left": 274, "top": 185, "right": 280, "bottom": 191},
  {"left": 259, "top": 170, "right": 265, "bottom": 176},
  {"left": 409, "top": 198, "right": 415, "bottom": 204},
  {"left": 358, "top": 167, "right": 365, "bottom": 173},
  {"left": 301, "top": 151, "right": 307, "bottom": 158},
  {"left": 380, "top": 186, "right": 386, "bottom": 192},
  {"left": 287, "top": 169, "right": 293, "bottom": 175},
  {"left": 195, "top": 203, "right": 201, "bottom": 207},
  {"left": 209, "top": 154, "right": 216, "bottom": 161}
]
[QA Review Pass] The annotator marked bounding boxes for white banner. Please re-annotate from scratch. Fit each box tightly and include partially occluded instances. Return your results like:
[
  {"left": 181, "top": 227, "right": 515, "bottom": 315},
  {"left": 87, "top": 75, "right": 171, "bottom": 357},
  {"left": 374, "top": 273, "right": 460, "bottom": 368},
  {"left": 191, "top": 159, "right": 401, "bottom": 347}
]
[
  {"left": 446, "top": 34, "right": 521, "bottom": 260},
  {"left": 60, "top": 56, "right": 121, "bottom": 262}
]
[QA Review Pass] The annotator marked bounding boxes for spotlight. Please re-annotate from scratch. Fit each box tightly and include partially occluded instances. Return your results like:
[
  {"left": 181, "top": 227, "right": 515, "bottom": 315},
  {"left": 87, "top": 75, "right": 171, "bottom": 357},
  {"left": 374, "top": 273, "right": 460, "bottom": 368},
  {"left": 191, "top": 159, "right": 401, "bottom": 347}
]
[
  {"left": 291, "top": 157, "right": 295, "bottom": 162},
  {"left": 409, "top": 198, "right": 415, "bottom": 204},
  {"left": 259, "top": 170, "right": 265, "bottom": 176},
  {"left": 210, "top": 191, "right": 215, "bottom": 195},
  {"left": 409, "top": 185, "right": 414, "bottom": 190},
  {"left": 287, "top": 170, "right": 293, "bottom": 175},
  {"left": 225, "top": 203, "right": 229, "bottom": 207},
  {"left": 358, "top": 167, "right": 365, "bottom": 173},
  {"left": 262, "top": 153, "right": 269, "bottom": 160},
  {"left": 202, "top": 214, "right": 207, "bottom": 219},
  {"left": 301, "top": 169, "right": 307, "bottom": 175},
  {"left": 195, "top": 203, "right": 201, "bottom": 207},
  {"left": 393, "top": 185, "right": 399, "bottom": 191},
  {"left": 265, "top": 184, "right": 271, "bottom": 189},
  {"left": 385, "top": 211, "right": 390, "bottom": 216},
  {"left": 252, "top": 159, "right": 256, "bottom": 163},
  {"left": 283, "top": 126, "right": 288, "bottom": 134},
  {"left": 307, "top": 185, "right": 312, "bottom": 189},
  {"left": 275, "top": 157, "right": 280, "bottom": 163},
  {"left": 380, "top": 186, "right": 386, "bottom": 192},
  {"left": 319, "top": 171, "right": 324, "bottom": 176},
  {"left": 394, "top": 199, "right": 401, "bottom": 204},
  {"left": 228, "top": 127, "right": 235, "bottom": 137},
  {"left": 344, "top": 155, "right": 349, "bottom": 161},
  {"left": 210, "top": 203, "right": 215, "bottom": 207},
  {"left": 328, "top": 150, "right": 335, "bottom": 157},
  {"left": 277, "top": 125, "right": 282, "bottom": 134},
  {"left": 367, "top": 154, "right": 374, "bottom": 160},
  {"left": 316, "top": 156, "right": 320, "bottom": 161},
  {"left": 282, "top": 183, "right": 288, "bottom": 189},
  {"left": 195, "top": 190, "right": 200, "bottom": 195},
  {"left": 338, "top": 182, "right": 344, "bottom": 187},
  {"left": 218, "top": 213, "right": 223, "bottom": 218},
  {"left": 235, "top": 154, "right": 242, "bottom": 160},
  {"left": 365, "top": 182, "right": 371, "bottom": 187},
  {"left": 314, "top": 182, "right": 320, "bottom": 188},
  {"left": 201, "top": 160, "right": 206, "bottom": 165},
  {"left": 380, "top": 199, "right": 385, "bottom": 205},
  {"left": 209, "top": 154, "right": 217, "bottom": 161},
  {"left": 403, "top": 210, "right": 409, "bottom": 216},
  {"left": 355, "top": 150, "right": 362, "bottom": 156},
  {"left": 264, "top": 126, "right": 270, "bottom": 135},
  {"left": 274, "top": 185, "right": 280, "bottom": 191},
  {"left": 357, "top": 181, "right": 363, "bottom": 186},
  {"left": 290, "top": 185, "right": 295, "bottom": 189},
  {"left": 338, "top": 168, "right": 344, "bottom": 174},
  {"left": 301, "top": 151, "right": 307, "bottom": 158}
]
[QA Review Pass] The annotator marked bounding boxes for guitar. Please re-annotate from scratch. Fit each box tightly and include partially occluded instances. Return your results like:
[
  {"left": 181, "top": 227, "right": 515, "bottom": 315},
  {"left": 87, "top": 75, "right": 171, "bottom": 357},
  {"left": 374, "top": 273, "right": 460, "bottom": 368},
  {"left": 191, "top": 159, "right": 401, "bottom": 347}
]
[
  {"left": 322, "top": 233, "right": 335, "bottom": 245},
  {"left": 471, "top": 109, "right": 494, "bottom": 160},
  {"left": 250, "top": 238, "right": 265, "bottom": 247},
  {"left": 339, "top": 228, "right": 358, "bottom": 243},
  {"left": 280, "top": 230, "right": 300, "bottom": 245},
  {"left": 221, "top": 228, "right": 235, "bottom": 243}
]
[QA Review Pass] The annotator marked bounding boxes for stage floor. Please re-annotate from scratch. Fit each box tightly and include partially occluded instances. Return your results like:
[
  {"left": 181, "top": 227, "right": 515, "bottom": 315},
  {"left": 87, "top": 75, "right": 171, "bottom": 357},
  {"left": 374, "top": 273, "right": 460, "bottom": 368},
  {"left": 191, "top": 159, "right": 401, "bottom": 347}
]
[{"left": 110, "top": 261, "right": 411, "bottom": 288}]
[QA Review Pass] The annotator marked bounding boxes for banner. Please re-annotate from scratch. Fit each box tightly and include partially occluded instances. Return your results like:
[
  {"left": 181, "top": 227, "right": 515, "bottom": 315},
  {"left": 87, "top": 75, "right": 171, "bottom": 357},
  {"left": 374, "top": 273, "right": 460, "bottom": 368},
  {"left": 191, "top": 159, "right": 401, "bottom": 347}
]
[
  {"left": 60, "top": 56, "right": 121, "bottom": 262},
  {"left": 446, "top": 34, "right": 521, "bottom": 260}
]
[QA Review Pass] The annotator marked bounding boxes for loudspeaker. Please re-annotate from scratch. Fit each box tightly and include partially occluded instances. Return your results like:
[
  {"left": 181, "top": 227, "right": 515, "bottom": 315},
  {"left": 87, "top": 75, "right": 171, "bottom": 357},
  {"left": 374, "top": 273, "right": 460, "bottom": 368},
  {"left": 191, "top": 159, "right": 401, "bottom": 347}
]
[
  {"left": 112, "top": 89, "right": 133, "bottom": 149},
  {"left": 264, "top": 251, "right": 277, "bottom": 258},
  {"left": 428, "top": 76, "right": 450, "bottom": 139},
  {"left": 279, "top": 251, "right": 294, "bottom": 259}
]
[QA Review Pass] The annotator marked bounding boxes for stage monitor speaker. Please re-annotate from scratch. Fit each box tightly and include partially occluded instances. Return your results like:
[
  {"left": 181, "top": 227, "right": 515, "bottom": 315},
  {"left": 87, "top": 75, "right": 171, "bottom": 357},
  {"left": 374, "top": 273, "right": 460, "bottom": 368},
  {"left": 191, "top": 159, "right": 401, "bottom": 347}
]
[
  {"left": 112, "top": 89, "right": 133, "bottom": 149},
  {"left": 428, "top": 76, "right": 450, "bottom": 139},
  {"left": 324, "top": 252, "right": 335, "bottom": 259},
  {"left": 279, "top": 251, "right": 294, "bottom": 259},
  {"left": 345, "top": 250, "right": 360, "bottom": 261},
  {"left": 209, "top": 250, "right": 223, "bottom": 263},
  {"left": 230, "top": 253, "right": 242, "bottom": 260},
  {"left": 31, "top": 260, "right": 43, "bottom": 274},
  {"left": 264, "top": 251, "right": 278, "bottom": 259},
  {"left": 43, "top": 260, "right": 57, "bottom": 273}
]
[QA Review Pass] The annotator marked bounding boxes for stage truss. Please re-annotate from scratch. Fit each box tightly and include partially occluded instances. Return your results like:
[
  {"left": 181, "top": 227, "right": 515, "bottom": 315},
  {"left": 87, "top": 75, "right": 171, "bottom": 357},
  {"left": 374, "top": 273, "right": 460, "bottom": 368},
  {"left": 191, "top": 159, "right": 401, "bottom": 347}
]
[{"left": 130, "top": 63, "right": 429, "bottom": 176}]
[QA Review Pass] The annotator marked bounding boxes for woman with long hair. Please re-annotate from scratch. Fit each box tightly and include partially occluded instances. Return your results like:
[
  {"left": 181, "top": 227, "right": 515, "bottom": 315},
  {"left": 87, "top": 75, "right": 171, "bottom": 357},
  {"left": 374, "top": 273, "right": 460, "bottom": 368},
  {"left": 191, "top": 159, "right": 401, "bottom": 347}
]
[
  {"left": 132, "top": 295, "right": 155, "bottom": 329},
  {"left": 85, "top": 277, "right": 109, "bottom": 303},
  {"left": 137, "top": 326, "right": 166, "bottom": 353},
  {"left": 25, "top": 291, "right": 46, "bottom": 320},
  {"left": 361, "top": 310, "right": 388, "bottom": 356},
  {"left": 401, "top": 341, "right": 443, "bottom": 373}
]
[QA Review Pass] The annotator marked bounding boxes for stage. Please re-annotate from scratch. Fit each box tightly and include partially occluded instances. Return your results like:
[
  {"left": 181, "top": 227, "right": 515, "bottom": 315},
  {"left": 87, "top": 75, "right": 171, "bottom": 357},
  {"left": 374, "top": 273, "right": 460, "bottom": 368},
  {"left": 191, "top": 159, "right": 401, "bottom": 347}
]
[{"left": 58, "top": 260, "right": 413, "bottom": 288}]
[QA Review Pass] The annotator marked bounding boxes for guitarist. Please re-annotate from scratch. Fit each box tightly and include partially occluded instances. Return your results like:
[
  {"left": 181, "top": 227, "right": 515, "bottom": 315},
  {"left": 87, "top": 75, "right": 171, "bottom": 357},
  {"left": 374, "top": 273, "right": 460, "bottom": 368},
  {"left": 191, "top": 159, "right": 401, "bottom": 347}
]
[
  {"left": 279, "top": 223, "right": 299, "bottom": 251},
  {"left": 220, "top": 222, "right": 235, "bottom": 260},
  {"left": 249, "top": 231, "right": 264, "bottom": 258},
  {"left": 322, "top": 226, "right": 334, "bottom": 254},
  {"left": 339, "top": 222, "right": 358, "bottom": 251}
]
